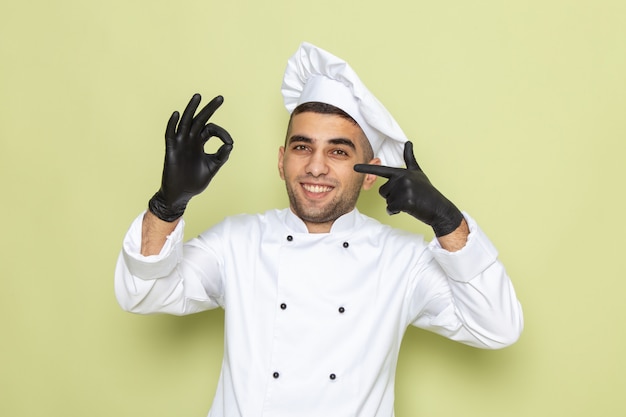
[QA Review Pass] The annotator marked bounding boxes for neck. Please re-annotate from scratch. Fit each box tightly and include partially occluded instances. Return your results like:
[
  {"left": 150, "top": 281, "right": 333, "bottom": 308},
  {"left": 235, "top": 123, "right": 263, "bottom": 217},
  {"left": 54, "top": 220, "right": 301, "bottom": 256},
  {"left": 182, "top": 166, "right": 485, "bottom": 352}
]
[{"left": 304, "top": 220, "right": 334, "bottom": 234}]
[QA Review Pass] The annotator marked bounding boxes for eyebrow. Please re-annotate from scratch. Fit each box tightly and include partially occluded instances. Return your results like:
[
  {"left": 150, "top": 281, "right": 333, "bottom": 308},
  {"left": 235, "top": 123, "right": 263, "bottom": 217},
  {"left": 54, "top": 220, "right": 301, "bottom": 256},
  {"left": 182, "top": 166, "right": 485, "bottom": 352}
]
[{"left": 288, "top": 135, "right": 357, "bottom": 151}]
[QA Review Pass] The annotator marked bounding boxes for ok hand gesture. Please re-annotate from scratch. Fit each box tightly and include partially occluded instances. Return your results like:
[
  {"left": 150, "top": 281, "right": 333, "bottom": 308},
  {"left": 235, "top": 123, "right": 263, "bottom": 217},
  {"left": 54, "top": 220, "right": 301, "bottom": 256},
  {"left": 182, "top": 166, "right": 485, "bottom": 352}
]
[{"left": 149, "top": 94, "right": 234, "bottom": 222}]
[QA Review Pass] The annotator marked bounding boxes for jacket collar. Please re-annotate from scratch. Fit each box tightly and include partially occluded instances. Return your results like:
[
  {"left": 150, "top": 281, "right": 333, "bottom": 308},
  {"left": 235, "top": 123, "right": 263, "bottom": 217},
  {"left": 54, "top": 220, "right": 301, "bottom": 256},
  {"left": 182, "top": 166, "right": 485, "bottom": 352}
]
[{"left": 284, "top": 208, "right": 362, "bottom": 234}]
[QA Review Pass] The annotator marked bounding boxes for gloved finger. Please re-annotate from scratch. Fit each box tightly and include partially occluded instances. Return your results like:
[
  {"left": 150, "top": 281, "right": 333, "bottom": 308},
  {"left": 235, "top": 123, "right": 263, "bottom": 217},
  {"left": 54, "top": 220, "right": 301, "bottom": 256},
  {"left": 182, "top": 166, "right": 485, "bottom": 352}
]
[
  {"left": 214, "top": 143, "right": 233, "bottom": 165},
  {"left": 202, "top": 123, "right": 234, "bottom": 164},
  {"left": 382, "top": 184, "right": 404, "bottom": 215},
  {"left": 354, "top": 163, "right": 402, "bottom": 179},
  {"left": 385, "top": 203, "right": 401, "bottom": 216},
  {"left": 403, "top": 141, "right": 421, "bottom": 171},
  {"left": 178, "top": 93, "right": 202, "bottom": 137},
  {"left": 378, "top": 177, "right": 399, "bottom": 199},
  {"left": 201, "top": 122, "right": 234, "bottom": 146},
  {"left": 165, "top": 111, "right": 180, "bottom": 140},
  {"left": 190, "top": 95, "right": 225, "bottom": 138}
]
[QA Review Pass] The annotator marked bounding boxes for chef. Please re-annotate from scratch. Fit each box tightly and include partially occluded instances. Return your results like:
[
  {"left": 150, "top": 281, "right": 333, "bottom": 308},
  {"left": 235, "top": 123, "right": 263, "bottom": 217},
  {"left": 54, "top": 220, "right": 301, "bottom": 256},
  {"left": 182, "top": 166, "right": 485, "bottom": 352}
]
[{"left": 115, "top": 42, "right": 523, "bottom": 417}]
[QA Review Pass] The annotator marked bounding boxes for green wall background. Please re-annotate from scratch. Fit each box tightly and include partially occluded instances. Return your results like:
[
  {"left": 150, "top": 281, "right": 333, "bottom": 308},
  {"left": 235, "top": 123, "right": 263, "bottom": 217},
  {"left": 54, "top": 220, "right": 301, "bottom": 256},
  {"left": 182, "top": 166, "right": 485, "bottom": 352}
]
[{"left": 2, "top": 0, "right": 625, "bottom": 416}]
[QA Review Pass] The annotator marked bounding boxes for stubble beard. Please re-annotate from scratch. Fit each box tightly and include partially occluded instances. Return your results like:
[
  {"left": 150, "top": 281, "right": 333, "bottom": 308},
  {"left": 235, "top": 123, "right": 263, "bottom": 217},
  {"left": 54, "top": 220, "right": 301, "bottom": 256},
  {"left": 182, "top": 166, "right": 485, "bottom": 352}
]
[{"left": 285, "top": 176, "right": 364, "bottom": 226}]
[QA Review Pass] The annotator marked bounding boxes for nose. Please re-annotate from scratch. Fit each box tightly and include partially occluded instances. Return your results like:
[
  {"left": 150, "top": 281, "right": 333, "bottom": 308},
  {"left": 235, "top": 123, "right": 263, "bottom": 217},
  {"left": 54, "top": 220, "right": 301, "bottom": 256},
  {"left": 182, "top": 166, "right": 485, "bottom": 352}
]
[{"left": 305, "top": 150, "right": 329, "bottom": 177}]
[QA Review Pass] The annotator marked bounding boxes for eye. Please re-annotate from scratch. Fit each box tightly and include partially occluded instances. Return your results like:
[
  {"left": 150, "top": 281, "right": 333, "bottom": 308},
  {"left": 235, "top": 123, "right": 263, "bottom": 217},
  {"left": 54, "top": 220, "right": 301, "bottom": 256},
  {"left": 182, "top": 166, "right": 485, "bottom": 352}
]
[{"left": 331, "top": 149, "right": 350, "bottom": 157}]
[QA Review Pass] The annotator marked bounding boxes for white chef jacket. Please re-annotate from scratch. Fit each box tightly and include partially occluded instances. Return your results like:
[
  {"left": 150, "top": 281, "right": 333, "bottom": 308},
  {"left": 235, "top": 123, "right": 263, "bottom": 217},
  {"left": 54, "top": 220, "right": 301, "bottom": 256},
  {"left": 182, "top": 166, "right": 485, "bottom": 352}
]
[{"left": 115, "top": 208, "right": 523, "bottom": 417}]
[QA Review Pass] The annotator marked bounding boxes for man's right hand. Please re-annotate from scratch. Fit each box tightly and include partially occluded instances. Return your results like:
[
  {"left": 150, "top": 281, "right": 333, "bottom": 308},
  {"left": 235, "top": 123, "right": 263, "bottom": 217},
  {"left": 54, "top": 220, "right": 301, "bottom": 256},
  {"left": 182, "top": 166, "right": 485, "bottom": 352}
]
[{"left": 148, "top": 94, "right": 234, "bottom": 222}]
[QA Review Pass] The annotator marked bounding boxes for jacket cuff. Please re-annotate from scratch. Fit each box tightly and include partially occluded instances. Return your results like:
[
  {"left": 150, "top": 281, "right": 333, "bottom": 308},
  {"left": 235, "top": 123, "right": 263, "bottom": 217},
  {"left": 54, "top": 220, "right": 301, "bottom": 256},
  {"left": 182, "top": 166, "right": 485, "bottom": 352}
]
[
  {"left": 121, "top": 211, "right": 185, "bottom": 280},
  {"left": 428, "top": 212, "right": 499, "bottom": 282}
]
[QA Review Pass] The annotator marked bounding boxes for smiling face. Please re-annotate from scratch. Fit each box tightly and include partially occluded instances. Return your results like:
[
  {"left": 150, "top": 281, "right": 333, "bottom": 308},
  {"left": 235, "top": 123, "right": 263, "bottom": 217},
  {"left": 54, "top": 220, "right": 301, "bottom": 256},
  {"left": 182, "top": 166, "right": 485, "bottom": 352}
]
[{"left": 278, "top": 111, "right": 380, "bottom": 233}]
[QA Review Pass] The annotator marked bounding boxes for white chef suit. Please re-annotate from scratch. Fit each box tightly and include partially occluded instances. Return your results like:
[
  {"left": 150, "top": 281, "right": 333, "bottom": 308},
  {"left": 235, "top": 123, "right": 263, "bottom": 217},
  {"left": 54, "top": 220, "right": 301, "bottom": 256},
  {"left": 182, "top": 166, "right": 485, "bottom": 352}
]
[{"left": 115, "top": 207, "right": 523, "bottom": 417}]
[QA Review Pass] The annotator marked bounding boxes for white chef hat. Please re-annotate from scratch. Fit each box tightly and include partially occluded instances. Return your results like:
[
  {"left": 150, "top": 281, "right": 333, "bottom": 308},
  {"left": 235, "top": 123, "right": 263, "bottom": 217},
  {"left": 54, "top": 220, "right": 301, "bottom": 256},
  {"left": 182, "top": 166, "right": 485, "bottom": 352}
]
[{"left": 281, "top": 42, "right": 408, "bottom": 167}]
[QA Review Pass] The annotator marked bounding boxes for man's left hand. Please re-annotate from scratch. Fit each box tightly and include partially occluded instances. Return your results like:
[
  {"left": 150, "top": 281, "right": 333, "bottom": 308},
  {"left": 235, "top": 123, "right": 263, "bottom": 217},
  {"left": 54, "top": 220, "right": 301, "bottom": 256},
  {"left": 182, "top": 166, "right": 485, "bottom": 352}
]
[{"left": 354, "top": 141, "right": 464, "bottom": 237}]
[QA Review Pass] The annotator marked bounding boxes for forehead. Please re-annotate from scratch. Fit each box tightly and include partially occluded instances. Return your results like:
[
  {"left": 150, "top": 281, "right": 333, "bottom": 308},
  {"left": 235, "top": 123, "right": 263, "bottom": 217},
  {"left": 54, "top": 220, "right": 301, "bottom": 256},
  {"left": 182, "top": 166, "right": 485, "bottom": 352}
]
[{"left": 288, "top": 112, "right": 367, "bottom": 144}]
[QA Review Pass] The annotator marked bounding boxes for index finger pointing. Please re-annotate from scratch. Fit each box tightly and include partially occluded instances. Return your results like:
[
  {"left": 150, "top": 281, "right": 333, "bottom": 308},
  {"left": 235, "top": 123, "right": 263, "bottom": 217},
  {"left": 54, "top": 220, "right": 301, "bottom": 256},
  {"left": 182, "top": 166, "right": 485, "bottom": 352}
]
[{"left": 353, "top": 163, "right": 402, "bottom": 179}]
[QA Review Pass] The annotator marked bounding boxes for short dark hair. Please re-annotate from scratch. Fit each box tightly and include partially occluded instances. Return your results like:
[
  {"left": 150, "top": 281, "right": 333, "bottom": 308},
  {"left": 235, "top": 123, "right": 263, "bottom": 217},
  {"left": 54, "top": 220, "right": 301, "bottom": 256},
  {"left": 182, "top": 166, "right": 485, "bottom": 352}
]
[
  {"left": 285, "top": 102, "right": 374, "bottom": 162},
  {"left": 291, "top": 101, "right": 357, "bottom": 123}
]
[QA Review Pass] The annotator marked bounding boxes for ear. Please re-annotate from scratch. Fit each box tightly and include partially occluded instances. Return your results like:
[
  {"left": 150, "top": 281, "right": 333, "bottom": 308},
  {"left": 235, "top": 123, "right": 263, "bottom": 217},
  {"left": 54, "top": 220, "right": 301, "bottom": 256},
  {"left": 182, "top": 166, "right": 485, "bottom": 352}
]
[
  {"left": 361, "top": 157, "right": 381, "bottom": 191},
  {"left": 278, "top": 146, "right": 285, "bottom": 180}
]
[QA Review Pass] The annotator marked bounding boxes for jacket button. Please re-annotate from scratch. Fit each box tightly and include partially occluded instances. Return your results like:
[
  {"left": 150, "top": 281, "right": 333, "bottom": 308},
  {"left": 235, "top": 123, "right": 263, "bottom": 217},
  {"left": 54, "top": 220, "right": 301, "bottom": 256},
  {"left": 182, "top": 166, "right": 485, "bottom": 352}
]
[
  {"left": 329, "top": 373, "right": 336, "bottom": 380},
  {"left": 273, "top": 372, "right": 280, "bottom": 379},
  {"left": 280, "top": 303, "right": 287, "bottom": 310},
  {"left": 338, "top": 306, "right": 345, "bottom": 313},
  {"left": 286, "top": 235, "right": 293, "bottom": 241},
  {"left": 343, "top": 242, "right": 349, "bottom": 248}
]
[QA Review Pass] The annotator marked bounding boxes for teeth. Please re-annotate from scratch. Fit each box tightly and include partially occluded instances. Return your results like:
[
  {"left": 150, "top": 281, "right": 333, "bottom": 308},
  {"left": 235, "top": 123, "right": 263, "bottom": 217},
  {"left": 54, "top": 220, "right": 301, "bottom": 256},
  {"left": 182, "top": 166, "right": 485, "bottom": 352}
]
[{"left": 303, "top": 184, "right": 332, "bottom": 193}]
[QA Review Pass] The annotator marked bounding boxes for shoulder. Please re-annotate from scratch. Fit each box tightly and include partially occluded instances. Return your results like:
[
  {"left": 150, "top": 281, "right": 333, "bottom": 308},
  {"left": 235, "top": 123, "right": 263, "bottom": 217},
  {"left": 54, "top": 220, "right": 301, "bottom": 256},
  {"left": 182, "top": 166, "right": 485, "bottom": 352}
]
[
  {"left": 201, "top": 209, "right": 288, "bottom": 236},
  {"left": 354, "top": 211, "right": 428, "bottom": 251}
]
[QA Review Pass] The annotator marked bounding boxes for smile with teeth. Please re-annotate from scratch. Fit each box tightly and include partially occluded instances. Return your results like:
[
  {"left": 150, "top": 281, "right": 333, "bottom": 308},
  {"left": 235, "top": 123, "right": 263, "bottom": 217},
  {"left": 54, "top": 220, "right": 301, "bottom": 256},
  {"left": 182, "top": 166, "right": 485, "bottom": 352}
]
[{"left": 302, "top": 183, "right": 334, "bottom": 194}]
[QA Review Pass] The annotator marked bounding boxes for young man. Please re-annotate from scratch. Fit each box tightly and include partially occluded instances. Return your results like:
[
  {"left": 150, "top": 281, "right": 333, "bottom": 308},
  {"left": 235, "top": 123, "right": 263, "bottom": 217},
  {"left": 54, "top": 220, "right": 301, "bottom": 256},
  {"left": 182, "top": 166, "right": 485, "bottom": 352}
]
[{"left": 115, "top": 42, "right": 523, "bottom": 417}]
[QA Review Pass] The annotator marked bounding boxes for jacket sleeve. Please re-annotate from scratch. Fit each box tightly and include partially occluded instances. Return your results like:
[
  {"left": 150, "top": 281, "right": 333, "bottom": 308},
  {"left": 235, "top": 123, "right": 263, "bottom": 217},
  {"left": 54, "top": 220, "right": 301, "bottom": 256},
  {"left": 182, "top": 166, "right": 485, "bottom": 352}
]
[
  {"left": 409, "top": 213, "right": 524, "bottom": 349},
  {"left": 114, "top": 211, "right": 224, "bottom": 315}
]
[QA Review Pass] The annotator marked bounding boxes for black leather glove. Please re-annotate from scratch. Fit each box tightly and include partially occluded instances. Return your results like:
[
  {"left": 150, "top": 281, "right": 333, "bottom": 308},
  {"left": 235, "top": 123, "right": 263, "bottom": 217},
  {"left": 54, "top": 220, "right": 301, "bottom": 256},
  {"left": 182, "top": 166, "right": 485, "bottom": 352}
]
[
  {"left": 148, "top": 94, "right": 234, "bottom": 222},
  {"left": 354, "top": 141, "right": 463, "bottom": 237}
]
